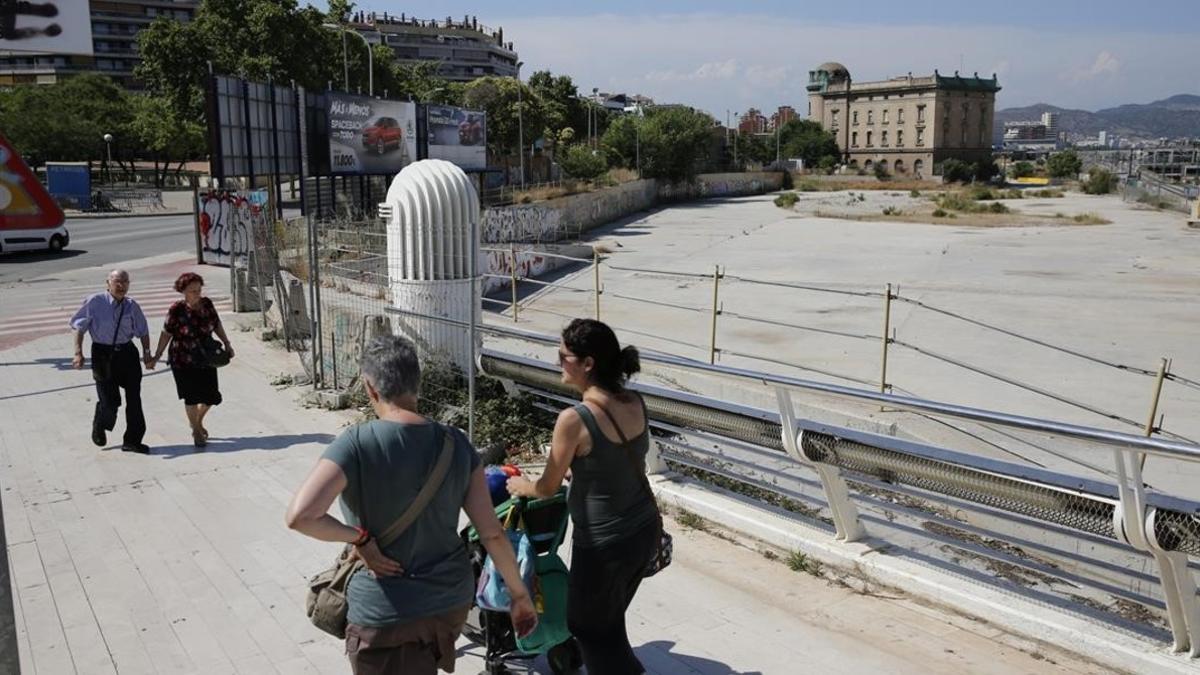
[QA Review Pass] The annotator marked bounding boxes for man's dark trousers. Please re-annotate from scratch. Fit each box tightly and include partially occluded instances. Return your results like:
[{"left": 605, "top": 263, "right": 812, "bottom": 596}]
[{"left": 92, "top": 343, "right": 145, "bottom": 445}]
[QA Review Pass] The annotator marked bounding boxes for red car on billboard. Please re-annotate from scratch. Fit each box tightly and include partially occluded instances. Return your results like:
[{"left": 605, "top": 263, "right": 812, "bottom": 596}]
[{"left": 361, "top": 116, "right": 403, "bottom": 154}]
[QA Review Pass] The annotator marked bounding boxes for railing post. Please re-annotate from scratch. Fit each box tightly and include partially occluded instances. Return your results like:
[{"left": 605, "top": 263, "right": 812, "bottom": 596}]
[
  {"left": 709, "top": 265, "right": 722, "bottom": 364},
  {"left": 509, "top": 244, "right": 519, "bottom": 322},
  {"left": 880, "top": 283, "right": 893, "bottom": 395},
  {"left": 1138, "top": 358, "right": 1169, "bottom": 473},
  {"left": 775, "top": 387, "right": 865, "bottom": 542},
  {"left": 593, "top": 249, "right": 601, "bottom": 320}
]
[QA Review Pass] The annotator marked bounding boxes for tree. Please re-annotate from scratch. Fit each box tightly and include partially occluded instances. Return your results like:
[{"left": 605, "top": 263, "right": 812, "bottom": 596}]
[
  {"left": 129, "top": 95, "right": 206, "bottom": 186},
  {"left": 973, "top": 158, "right": 1000, "bottom": 182},
  {"left": 940, "top": 158, "right": 973, "bottom": 183},
  {"left": 600, "top": 114, "right": 640, "bottom": 169},
  {"left": 735, "top": 133, "right": 773, "bottom": 166},
  {"left": 0, "top": 74, "right": 134, "bottom": 166},
  {"left": 1011, "top": 161, "right": 1035, "bottom": 178},
  {"left": 559, "top": 144, "right": 607, "bottom": 180},
  {"left": 527, "top": 70, "right": 585, "bottom": 157},
  {"left": 1082, "top": 167, "right": 1117, "bottom": 194},
  {"left": 136, "top": 0, "right": 343, "bottom": 120},
  {"left": 461, "top": 77, "right": 544, "bottom": 160},
  {"left": 1046, "top": 150, "right": 1083, "bottom": 178},
  {"left": 777, "top": 119, "right": 839, "bottom": 169},
  {"left": 637, "top": 106, "right": 715, "bottom": 182}
]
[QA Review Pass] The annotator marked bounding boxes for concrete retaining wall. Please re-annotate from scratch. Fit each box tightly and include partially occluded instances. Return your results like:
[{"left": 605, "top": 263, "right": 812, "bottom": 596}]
[{"left": 478, "top": 171, "right": 782, "bottom": 295}]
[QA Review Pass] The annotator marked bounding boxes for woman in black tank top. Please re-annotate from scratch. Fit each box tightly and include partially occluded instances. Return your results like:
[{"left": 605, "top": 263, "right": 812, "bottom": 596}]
[{"left": 507, "top": 318, "right": 661, "bottom": 674}]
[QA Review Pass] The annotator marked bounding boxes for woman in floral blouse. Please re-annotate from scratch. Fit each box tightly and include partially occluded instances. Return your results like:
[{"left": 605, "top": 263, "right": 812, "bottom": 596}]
[{"left": 150, "top": 272, "right": 233, "bottom": 447}]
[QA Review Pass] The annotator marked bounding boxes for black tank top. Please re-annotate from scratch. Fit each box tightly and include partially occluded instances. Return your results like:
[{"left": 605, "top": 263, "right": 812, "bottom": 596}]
[{"left": 567, "top": 396, "right": 659, "bottom": 548}]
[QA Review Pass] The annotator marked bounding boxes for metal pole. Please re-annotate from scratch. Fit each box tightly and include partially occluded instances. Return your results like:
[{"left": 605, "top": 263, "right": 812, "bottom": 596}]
[
  {"left": 510, "top": 244, "right": 519, "bottom": 322},
  {"left": 341, "top": 30, "right": 349, "bottom": 91},
  {"left": 517, "top": 82, "right": 525, "bottom": 189},
  {"left": 708, "top": 265, "right": 721, "bottom": 364},
  {"left": 468, "top": 214, "right": 478, "bottom": 442},
  {"left": 593, "top": 249, "right": 601, "bottom": 320},
  {"left": 1139, "top": 358, "right": 1169, "bottom": 471},
  {"left": 307, "top": 215, "right": 319, "bottom": 390},
  {"left": 880, "top": 283, "right": 893, "bottom": 395},
  {"left": 331, "top": 330, "right": 338, "bottom": 390}
]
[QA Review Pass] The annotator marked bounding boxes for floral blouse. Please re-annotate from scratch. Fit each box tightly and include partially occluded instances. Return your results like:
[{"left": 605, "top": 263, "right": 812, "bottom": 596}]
[{"left": 164, "top": 297, "right": 220, "bottom": 367}]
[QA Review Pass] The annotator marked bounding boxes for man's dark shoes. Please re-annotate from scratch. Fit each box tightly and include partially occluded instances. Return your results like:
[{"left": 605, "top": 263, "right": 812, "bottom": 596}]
[
  {"left": 120, "top": 443, "right": 150, "bottom": 454},
  {"left": 91, "top": 427, "right": 106, "bottom": 447}
]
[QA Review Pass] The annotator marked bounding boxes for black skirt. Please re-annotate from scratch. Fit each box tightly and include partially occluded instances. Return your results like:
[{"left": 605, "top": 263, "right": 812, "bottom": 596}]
[{"left": 171, "top": 366, "right": 222, "bottom": 406}]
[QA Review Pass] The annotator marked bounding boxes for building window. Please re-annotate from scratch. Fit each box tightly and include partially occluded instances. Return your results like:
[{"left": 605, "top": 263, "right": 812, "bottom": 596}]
[
  {"left": 897, "top": 108, "right": 905, "bottom": 124},
  {"left": 916, "top": 105, "right": 926, "bottom": 124},
  {"left": 882, "top": 109, "right": 889, "bottom": 124},
  {"left": 808, "top": 101, "right": 811, "bottom": 116},
  {"left": 881, "top": 130, "right": 889, "bottom": 147},
  {"left": 852, "top": 110, "right": 858, "bottom": 125},
  {"left": 866, "top": 131, "right": 873, "bottom": 147},
  {"left": 830, "top": 109, "right": 839, "bottom": 128},
  {"left": 961, "top": 102, "right": 969, "bottom": 122},
  {"left": 852, "top": 131, "right": 858, "bottom": 147},
  {"left": 867, "top": 110, "right": 874, "bottom": 124},
  {"left": 896, "top": 130, "right": 904, "bottom": 147}
]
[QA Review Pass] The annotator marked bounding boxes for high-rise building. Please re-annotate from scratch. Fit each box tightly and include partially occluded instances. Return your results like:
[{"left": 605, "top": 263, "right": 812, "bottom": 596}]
[
  {"left": 347, "top": 12, "right": 518, "bottom": 83},
  {"left": 770, "top": 106, "right": 797, "bottom": 130},
  {"left": 738, "top": 108, "right": 768, "bottom": 134},
  {"left": 0, "top": 0, "right": 199, "bottom": 89},
  {"left": 807, "top": 62, "right": 1000, "bottom": 177}
]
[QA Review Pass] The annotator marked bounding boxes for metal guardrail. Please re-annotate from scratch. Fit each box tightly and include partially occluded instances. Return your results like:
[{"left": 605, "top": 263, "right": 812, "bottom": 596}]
[{"left": 474, "top": 331, "right": 1200, "bottom": 657}]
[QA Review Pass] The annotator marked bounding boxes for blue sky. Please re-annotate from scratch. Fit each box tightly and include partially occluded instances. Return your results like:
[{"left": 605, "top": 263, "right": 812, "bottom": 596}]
[{"left": 309, "top": 1, "right": 1200, "bottom": 117}]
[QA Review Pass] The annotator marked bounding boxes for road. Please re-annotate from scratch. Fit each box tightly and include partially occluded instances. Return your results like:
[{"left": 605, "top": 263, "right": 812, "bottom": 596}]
[{"left": 0, "top": 214, "right": 196, "bottom": 284}]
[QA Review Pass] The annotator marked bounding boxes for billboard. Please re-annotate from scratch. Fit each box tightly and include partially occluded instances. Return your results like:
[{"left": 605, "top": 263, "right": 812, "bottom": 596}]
[
  {"left": 327, "top": 94, "right": 416, "bottom": 175},
  {"left": 45, "top": 162, "right": 90, "bottom": 210},
  {"left": 0, "top": 1, "right": 93, "bottom": 56},
  {"left": 427, "top": 105, "right": 487, "bottom": 169}
]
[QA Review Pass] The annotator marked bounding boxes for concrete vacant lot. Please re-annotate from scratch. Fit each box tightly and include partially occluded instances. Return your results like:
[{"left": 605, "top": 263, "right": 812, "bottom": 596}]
[{"left": 492, "top": 188, "right": 1200, "bottom": 494}]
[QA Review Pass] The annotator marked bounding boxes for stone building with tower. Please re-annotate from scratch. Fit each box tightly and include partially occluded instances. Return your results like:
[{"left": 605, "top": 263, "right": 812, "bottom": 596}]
[{"left": 806, "top": 62, "right": 1000, "bottom": 177}]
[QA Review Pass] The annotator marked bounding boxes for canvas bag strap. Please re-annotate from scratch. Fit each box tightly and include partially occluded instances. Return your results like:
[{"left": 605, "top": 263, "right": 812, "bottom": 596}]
[
  {"left": 375, "top": 424, "right": 456, "bottom": 549},
  {"left": 110, "top": 299, "right": 127, "bottom": 347}
]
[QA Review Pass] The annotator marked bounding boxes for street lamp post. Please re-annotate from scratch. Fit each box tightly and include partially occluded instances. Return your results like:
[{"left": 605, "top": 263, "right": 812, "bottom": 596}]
[
  {"left": 516, "top": 61, "right": 524, "bottom": 189},
  {"left": 323, "top": 24, "right": 373, "bottom": 96},
  {"left": 103, "top": 133, "right": 113, "bottom": 183},
  {"left": 591, "top": 88, "right": 599, "bottom": 148}
]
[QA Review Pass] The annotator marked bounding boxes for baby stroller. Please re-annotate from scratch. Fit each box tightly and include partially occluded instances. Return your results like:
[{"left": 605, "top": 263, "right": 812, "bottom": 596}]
[{"left": 461, "top": 489, "right": 583, "bottom": 675}]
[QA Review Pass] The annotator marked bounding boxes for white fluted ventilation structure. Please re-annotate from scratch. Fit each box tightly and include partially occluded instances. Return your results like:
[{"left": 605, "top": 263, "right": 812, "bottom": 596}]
[{"left": 381, "top": 160, "right": 480, "bottom": 370}]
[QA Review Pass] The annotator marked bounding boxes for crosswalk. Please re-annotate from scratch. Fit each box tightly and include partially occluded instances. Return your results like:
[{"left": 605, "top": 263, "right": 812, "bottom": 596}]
[{"left": 0, "top": 257, "right": 233, "bottom": 351}]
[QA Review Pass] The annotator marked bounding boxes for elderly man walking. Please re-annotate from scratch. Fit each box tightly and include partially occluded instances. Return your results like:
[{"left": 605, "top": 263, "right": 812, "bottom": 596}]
[{"left": 70, "top": 269, "right": 153, "bottom": 454}]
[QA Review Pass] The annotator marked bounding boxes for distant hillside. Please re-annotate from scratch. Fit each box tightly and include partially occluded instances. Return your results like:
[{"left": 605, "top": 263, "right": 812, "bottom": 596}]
[{"left": 994, "top": 94, "right": 1200, "bottom": 142}]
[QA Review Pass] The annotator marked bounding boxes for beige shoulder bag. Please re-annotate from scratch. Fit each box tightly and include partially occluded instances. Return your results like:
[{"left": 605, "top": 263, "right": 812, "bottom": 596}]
[{"left": 306, "top": 424, "right": 456, "bottom": 638}]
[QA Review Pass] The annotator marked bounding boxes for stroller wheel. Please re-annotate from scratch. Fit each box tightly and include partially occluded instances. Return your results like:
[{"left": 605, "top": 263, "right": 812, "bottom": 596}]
[
  {"left": 547, "top": 637, "right": 583, "bottom": 674},
  {"left": 482, "top": 660, "right": 510, "bottom": 675}
]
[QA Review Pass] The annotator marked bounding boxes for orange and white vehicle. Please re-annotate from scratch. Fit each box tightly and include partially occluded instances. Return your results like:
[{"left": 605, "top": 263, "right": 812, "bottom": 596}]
[{"left": 0, "top": 134, "right": 69, "bottom": 253}]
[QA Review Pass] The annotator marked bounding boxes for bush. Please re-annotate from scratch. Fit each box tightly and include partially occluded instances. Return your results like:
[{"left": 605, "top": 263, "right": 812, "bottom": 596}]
[
  {"left": 1081, "top": 167, "right": 1117, "bottom": 195},
  {"left": 795, "top": 178, "right": 821, "bottom": 192},
  {"left": 882, "top": 206, "right": 900, "bottom": 215},
  {"left": 1032, "top": 189, "right": 1064, "bottom": 198},
  {"left": 967, "top": 185, "right": 995, "bottom": 201},
  {"left": 559, "top": 143, "right": 608, "bottom": 180},
  {"left": 987, "top": 201, "right": 1009, "bottom": 213},
  {"left": 774, "top": 191, "right": 799, "bottom": 208},
  {"left": 1011, "top": 161, "right": 1035, "bottom": 178},
  {"left": 781, "top": 171, "right": 794, "bottom": 190},
  {"left": 872, "top": 163, "right": 890, "bottom": 180},
  {"left": 932, "top": 208, "right": 948, "bottom": 217},
  {"left": 909, "top": 189, "right": 921, "bottom": 198},
  {"left": 973, "top": 159, "right": 1000, "bottom": 183},
  {"left": 817, "top": 155, "right": 838, "bottom": 174},
  {"left": 1046, "top": 150, "right": 1083, "bottom": 178},
  {"left": 940, "top": 158, "right": 973, "bottom": 183}
]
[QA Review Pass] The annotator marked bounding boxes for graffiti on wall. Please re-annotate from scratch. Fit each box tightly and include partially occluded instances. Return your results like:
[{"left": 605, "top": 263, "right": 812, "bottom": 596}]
[
  {"left": 198, "top": 189, "right": 269, "bottom": 266},
  {"left": 481, "top": 249, "right": 553, "bottom": 294}
]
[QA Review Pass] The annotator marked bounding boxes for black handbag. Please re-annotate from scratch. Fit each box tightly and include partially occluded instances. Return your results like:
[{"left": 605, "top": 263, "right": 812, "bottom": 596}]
[
  {"left": 91, "top": 300, "right": 127, "bottom": 382},
  {"left": 193, "top": 335, "right": 231, "bottom": 368}
]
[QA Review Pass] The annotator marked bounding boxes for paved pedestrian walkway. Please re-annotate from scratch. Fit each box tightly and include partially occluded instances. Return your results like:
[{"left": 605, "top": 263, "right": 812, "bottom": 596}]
[{"left": 0, "top": 255, "right": 1105, "bottom": 674}]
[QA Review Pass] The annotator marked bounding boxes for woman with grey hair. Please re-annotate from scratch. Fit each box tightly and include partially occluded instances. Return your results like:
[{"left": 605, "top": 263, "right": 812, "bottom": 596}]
[{"left": 286, "top": 336, "right": 536, "bottom": 674}]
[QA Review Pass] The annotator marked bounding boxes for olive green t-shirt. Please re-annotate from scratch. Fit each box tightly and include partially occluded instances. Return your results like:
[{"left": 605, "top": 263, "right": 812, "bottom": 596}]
[{"left": 321, "top": 419, "right": 480, "bottom": 627}]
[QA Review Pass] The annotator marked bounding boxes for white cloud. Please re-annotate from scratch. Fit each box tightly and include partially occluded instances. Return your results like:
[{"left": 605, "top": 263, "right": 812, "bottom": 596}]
[
  {"left": 495, "top": 13, "right": 1196, "bottom": 115},
  {"left": 645, "top": 58, "right": 739, "bottom": 82},
  {"left": 1068, "top": 51, "right": 1120, "bottom": 82}
]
